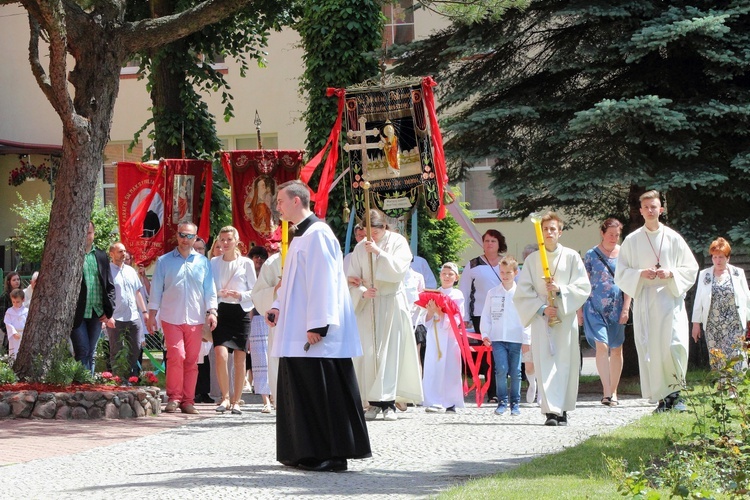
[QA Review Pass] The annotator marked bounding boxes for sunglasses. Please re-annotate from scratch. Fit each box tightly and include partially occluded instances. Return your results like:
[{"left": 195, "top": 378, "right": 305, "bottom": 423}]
[{"left": 178, "top": 232, "right": 196, "bottom": 239}]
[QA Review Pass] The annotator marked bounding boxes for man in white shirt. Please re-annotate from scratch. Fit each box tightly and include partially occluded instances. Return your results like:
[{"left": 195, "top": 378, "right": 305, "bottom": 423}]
[
  {"left": 106, "top": 242, "right": 149, "bottom": 378},
  {"left": 147, "top": 222, "right": 217, "bottom": 414}
]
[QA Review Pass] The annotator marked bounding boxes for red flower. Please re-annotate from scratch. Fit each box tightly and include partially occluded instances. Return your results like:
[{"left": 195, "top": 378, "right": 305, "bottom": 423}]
[
  {"left": 129, "top": 376, "right": 139, "bottom": 384},
  {"left": 102, "top": 371, "right": 113, "bottom": 379},
  {"left": 113, "top": 376, "right": 121, "bottom": 384}
]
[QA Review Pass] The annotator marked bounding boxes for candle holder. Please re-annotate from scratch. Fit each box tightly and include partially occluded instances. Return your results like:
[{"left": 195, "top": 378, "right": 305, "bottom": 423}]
[
  {"left": 530, "top": 212, "right": 562, "bottom": 327},
  {"left": 544, "top": 278, "right": 562, "bottom": 327}
]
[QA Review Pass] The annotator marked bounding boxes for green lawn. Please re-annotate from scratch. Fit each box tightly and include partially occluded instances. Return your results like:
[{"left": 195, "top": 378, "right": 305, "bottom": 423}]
[{"left": 440, "top": 411, "right": 693, "bottom": 499}]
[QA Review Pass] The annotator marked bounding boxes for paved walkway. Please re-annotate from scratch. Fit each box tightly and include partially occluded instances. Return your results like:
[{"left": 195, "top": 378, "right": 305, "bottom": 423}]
[{"left": 0, "top": 390, "right": 653, "bottom": 499}]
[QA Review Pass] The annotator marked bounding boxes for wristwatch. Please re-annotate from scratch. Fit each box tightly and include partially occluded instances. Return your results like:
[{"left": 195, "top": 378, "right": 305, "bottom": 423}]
[{"left": 206, "top": 309, "right": 217, "bottom": 317}]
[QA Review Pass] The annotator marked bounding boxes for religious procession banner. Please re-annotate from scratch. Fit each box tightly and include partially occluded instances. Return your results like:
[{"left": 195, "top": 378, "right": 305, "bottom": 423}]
[
  {"left": 344, "top": 77, "right": 448, "bottom": 220},
  {"left": 220, "top": 150, "right": 304, "bottom": 248},
  {"left": 118, "top": 159, "right": 212, "bottom": 266},
  {"left": 299, "top": 77, "right": 448, "bottom": 221}
]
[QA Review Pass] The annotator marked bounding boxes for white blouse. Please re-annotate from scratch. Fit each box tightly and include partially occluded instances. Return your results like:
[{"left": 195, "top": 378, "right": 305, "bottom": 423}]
[{"left": 211, "top": 255, "right": 257, "bottom": 312}]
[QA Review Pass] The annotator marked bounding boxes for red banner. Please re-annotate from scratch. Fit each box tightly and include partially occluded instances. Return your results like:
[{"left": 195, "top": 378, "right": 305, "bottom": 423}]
[
  {"left": 220, "top": 150, "right": 303, "bottom": 248},
  {"left": 118, "top": 159, "right": 212, "bottom": 266}
]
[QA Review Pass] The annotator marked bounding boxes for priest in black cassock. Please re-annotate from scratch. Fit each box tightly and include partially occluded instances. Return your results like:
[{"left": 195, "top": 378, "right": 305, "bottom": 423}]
[{"left": 266, "top": 180, "right": 371, "bottom": 472}]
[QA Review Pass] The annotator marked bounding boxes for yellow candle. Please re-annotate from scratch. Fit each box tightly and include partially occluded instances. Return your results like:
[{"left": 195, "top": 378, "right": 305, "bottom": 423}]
[
  {"left": 281, "top": 220, "right": 289, "bottom": 269},
  {"left": 529, "top": 213, "right": 551, "bottom": 278}
]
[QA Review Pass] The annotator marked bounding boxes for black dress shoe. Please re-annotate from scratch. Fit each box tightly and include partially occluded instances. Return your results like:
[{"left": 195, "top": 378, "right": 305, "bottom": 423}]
[
  {"left": 544, "top": 413, "right": 558, "bottom": 426},
  {"left": 297, "top": 458, "right": 348, "bottom": 472},
  {"left": 557, "top": 411, "right": 568, "bottom": 426}
]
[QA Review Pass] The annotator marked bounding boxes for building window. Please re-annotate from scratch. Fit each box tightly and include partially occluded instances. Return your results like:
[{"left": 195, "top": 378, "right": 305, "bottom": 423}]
[
  {"left": 383, "top": 0, "right": 415, "bottom": 48},
  {"left": 459, "top": 159, "right": 507, "bottom": 220}
]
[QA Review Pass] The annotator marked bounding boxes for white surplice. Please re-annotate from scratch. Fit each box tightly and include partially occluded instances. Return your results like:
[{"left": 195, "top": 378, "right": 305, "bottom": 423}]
[
  {"left": 421, "top": 287, "right": 465, "bottom": 408},
  {"left": 615, "top": 224, "right": 698, "bottom": 403},
  {"left": 514, "top": 245, "right": 591, "bottom": 416},
  {"left": 271, "top": 222, "right": 361, "bottom": 359},
  {"left": 348, "top": 230, "right": 423, "bottom": 404},
  {"left": 251, "top": 252, "right": 281, "bottom": 398}
]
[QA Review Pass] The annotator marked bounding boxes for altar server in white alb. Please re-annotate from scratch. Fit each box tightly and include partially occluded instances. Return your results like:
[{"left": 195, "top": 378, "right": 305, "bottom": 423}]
[
  {"left": 250, "top": 251, "right": 281, "bottom": 404},
  {"left": 615, "top": 190, "right": 698, "bottom": 413},
  {"left": 514, "top": 212, "right": 591, "bottom": 426},
  {"left": 266, "top": 180, "right": 370, "bottom": 473},
  {"left": 348, "top": 209, "right": 423, "bottom": 421},
  {"left": 421, "top": 262, "right": 465, "bottom": 413}
]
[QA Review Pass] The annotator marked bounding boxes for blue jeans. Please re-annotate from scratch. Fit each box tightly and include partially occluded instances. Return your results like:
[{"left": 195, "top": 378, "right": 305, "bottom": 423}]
[
  {"left": 71, "top": 316, "right": 103, "bottom": 373},
  {"left": 492, "top": 341, "right": 522, "bottom": 406}
]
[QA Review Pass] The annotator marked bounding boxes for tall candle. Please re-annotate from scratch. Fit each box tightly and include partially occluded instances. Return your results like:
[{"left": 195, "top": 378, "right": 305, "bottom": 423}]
[
  {"left": 529, "top": 212, "right": 550, "bottom": 278},
  {"left": 281, "top": 220, "right": 289, "bottom": 269}
]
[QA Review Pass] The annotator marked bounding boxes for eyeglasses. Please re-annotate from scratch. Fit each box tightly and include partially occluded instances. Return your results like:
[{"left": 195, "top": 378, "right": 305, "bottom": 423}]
[{"left": 178, "top": 232, "right": 197, "bottom": 239}]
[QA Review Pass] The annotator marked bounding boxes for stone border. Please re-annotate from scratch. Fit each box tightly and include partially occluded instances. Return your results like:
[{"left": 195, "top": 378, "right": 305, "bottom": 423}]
[{"left": 0, "top": 387, "right": 162, "bottom": 420}]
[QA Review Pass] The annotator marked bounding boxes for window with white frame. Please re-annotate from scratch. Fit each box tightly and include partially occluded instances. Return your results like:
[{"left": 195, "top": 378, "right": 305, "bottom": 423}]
[
  {"left": 383, "top": 0, "right": 415, "bottom": 48},
  {"left": 459, "top": 159, "right": 508, "bottom": 219}
]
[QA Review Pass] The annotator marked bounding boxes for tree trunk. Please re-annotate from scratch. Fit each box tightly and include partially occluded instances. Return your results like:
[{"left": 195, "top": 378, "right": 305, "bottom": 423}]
[
  {"left": 149, "top": 0, "right": 185, "bottom": 159},
  {"left": 14, "top": 40, "right": 124, "bottom": 379}
]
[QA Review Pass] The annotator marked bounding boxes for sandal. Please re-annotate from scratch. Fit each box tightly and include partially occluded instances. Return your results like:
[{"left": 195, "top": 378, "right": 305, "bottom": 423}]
[
  {"left": 609, "top": 398, "right": 619, "bottom": 407},
  {"left": 230, "top": 402, "right": 243, "bottom": 415},
  {"left": 261, "top": 403, "right": 272, "bottom": 414},
  {"left": 488, "top": 397, "right": 499, "bottom": 404},
  {"left": 601, "top": 396, "right": 612, "bottom": 406},
  {"left": 216, "top": 398, "right": 230, "bottom": 413}
]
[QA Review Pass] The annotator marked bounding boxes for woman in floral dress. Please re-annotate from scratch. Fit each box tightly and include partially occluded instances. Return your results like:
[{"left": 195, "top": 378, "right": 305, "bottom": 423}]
[
  {"left": 583, "top": 218, "right": 631, "bottom": 406},
  {"left": 692, "top": 237, "right": 750, "bottom": 372}
]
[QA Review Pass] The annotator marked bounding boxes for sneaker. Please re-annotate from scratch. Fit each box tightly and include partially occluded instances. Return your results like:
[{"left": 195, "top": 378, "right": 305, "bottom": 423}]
[
  {"left": 494, "top": 404, "right": 507, "bottom": 416},
  {"left": 382, "top": 407, "right": 398, "bottom": 421},
  {"left": 510, "top": 404, "right": 521, "bottom": 416},
  {"left": 425, "top": 405, "right": 445, "bottom": 413},
  {"left": 364, "top": 406, "right": 382, "bottom": 420},
  {"left": 671, "top": 400, "right": 687, "bottom": 412},
  {"left": 526, "top": 376, "right": 537, "bottom": 404},
  {"left": 557, "top": 411, "right": 568, "bottom": 426},
  {"left": 544, "top": 413, "right": 558, "bottom": 426},
  {"left": 445, "top": 406, "right": 456, "bottom": 413}
]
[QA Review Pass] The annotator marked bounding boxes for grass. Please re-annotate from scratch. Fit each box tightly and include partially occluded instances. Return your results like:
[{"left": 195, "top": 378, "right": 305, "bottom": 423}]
[
  {"left": 440, "top": 411, "right": 693, "bottom": 499},
  {"left": 441, "top": 370, "right": 721, "bottom": 499}
]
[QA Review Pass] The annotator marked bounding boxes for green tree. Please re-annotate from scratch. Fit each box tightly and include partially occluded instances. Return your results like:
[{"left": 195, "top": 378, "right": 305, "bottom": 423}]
[
  {"left": 10, "top": 195, "right": 118, "bottom": 266},
  {"left": 393, "top": 1, "right": 750, "bottom": 251},
  {"left": 6, "top": 0, "right": 272, "bottom": 379},
  {"left": 296, "top": 0, "right": 383, "bottom": 239}
]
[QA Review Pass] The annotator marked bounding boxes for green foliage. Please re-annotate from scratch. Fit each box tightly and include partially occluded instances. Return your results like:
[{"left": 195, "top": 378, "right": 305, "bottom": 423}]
[
  {"left": 296, "top": 0, "right": 383, "bottom": 239},
  {"left": 0, "top": 355, "right": 18, "bottom": 384},
  {"left": 42, "top": 341, "right": 94, "bottom": 386},
  {"left": 616, "top": 347, "right": 750, "bottom": 498},
  {"left": 9, "top": 195, "right": 118, "bottom": 265},
  {"left": 418, "top": 0, "right": 530, "bottom": 23},
  {"left": 411, "top": 193, "right": 470, "bottom": 273},
  {"left": 393, "top": 1, "right": 750, "bottom": 249},
  {"left": 128, "top": 0, "right": 297, "bottom": 160}
]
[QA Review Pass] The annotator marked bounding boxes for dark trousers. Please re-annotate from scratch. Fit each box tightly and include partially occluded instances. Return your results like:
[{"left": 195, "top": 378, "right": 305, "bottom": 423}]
[{"left": 106, "top": 320, "right": 141, "bottom": 377}]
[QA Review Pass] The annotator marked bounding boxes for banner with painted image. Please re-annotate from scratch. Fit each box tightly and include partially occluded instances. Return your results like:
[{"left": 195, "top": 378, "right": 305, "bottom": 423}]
[
  {"left": 118, "top": 159, "right": 212, "bottom": 266},
  {"left": 345, "top": 79, "right": 442, "bottom": 220},
  {"left": 220, "top": 150, "right": 304, "bottom": 249}
]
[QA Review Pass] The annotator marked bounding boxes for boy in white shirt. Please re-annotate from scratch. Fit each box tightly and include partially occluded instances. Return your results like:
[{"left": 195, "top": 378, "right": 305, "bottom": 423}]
[
  {"left": 480, "top": 256, "right": 530, "bottom": 416},
  {"left": 5, "top": 289, "right": 28, "bottom": 360}
]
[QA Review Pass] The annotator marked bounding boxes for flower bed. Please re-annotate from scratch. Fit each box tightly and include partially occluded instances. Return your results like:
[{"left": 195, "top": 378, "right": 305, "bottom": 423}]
[{"left": 0, "top": 384, "right": 162, "bottom": 420}]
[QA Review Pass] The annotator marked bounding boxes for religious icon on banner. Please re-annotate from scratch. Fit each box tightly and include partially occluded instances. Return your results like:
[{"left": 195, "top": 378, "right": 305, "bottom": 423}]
[
  {"left": 172, "top": 174, "right": 195, "bottom": 224},
  {"left": 243, "top": 175, "right": 277, "bottom": 236},
  {"left": 344, "top": 78, "right": 441, "bottom": 219}
]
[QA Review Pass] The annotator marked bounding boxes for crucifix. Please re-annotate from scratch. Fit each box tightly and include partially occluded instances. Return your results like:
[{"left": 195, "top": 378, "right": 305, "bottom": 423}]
[{"left": 343, "top": 116, "right": 381, "bottom": 173}]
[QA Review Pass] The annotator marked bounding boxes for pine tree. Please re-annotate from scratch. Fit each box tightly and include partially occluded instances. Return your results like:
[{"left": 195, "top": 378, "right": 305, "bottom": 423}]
[{"left": 394, "top": 1, "right": 750, "bottom": 250}]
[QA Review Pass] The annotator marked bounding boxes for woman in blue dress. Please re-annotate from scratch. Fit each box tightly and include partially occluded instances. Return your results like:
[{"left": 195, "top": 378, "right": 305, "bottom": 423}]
[{"left": 583, "top": 218, "right": 631, "bottom": 406}]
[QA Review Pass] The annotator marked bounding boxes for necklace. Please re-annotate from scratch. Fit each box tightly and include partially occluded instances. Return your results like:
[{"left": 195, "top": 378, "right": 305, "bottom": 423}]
[
  {"left": 549, "top": 247, "right": 563, "bottom": 277},
  {"left": 644, "top": 229, "right": 665, "bottom": 269}
]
